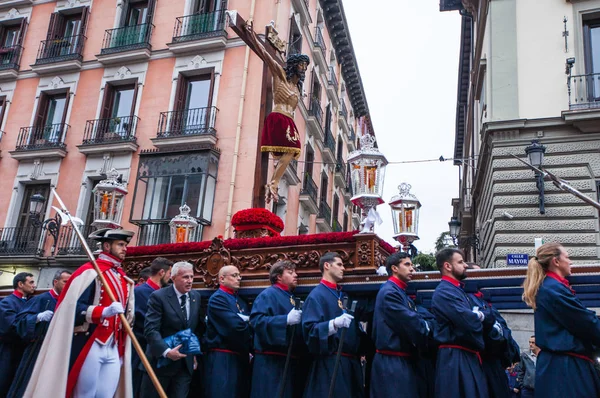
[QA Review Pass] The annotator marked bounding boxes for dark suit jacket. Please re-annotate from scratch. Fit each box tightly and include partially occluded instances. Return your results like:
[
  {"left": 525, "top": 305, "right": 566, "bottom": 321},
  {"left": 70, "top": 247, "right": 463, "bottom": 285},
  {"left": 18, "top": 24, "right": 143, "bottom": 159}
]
[{"left": 144, "top": 286, "right": 205, "bottom": 376}]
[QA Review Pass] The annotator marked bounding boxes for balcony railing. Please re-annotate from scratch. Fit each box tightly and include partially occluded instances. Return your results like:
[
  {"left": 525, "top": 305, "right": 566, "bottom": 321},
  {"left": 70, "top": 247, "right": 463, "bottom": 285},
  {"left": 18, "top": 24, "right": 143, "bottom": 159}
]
[
  {"left": 0, "top": 226, "right": 43, "bottom": 256},
  {"left": 137, "top": 222, "right": 203, "bottom": 246},
  {"left": 172, "top": 10, "right": 227, "bottom": 43},
  {"left": 318, "top": 199, "right": 331, "bottom": 224},
  {"left": 309, "top": 97, "right": 323, "bottom": 126},
  {"left": 324, "top": 127, "right": 336, "bottom": 154},
  {"left": 335, "top": 159, "right": 345, "bottom": 173},
  {"left": 332, "top": 217, "right": 342, "bottom": 232},
  {"left": 15, "top": 123, "right": 68, "bottom": 150},
  {"left": 101, "top": 23, "right": 153, "bottom": 54},
  {"left": 35, "top": 35, "right": 85, "bottom": 64},
  {"left": 301, "top": 172, "right": 318, "bottom": 203},
  {"left": 327, "top": 66, "right": 338, "bottom": 92},
  {"left": 55, "top": 224, "right": 96, "bottom": 256},
  {"left": 314, "top": 27, "right": 326, "bottom": 57},
  {"left": 339, "top": 101, "right": 348, "bottom": 119},
  {"left": 290, "top": 159, "right": 298, "bottom": 174},
  {"left": 82, "top": 116, "right": 139, "bottom": 145},
  {"left": 349, "top": 126, "right": 356, "bottom": 142},
  {"left": 0, "top": 44, "right": 22, "bottom": 70},
  {"left": 157, "top": 106, "right": 218, "bottom": 138}
]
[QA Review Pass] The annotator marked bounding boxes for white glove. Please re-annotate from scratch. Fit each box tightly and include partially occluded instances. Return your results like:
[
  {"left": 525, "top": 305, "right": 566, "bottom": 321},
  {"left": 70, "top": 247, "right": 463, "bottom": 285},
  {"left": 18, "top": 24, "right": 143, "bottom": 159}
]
[
  {"left": 493, "top": 321, "right": 503, "bottom": 335},
  {"left": 238, "top": 313, "right": 250, "bottom": 322},
  {"left": 36, "top": 310, "right": 54, "bottom": 323},
  {"left": 287, "top": 308, "right": 302, "bottom": 325},
  {"left": 102, "top": 302, "right": 124, "bottom": 318},
  {"left": 472, "top": 306, "right": 484, "bottom": 322},
  {"left": 333, "top": 313, "right": 354, "bottom": 329},
  {"left": 376, "top": 266, "right": 388, "bottom": 276}
]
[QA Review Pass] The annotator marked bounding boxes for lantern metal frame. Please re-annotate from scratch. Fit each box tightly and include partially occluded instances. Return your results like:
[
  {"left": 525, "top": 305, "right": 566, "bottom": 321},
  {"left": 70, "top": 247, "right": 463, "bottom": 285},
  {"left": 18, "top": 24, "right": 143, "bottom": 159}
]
[
  {"left": 169, "top": 203, "right": 199, "bottom": 244},
  {"left": 347, "top": 134, "right": 388, "bottom": 232},
  {"left": 525, "top": 140, "right": 546, "bottom": 214},
  {"left": 92, "top": 168, "right": 128, "bottom": 229},
  {"left": 29, "top": 193, "right": 62, "bottom": 253},
  {"left": 389, "top": 183, "right": 421, "bottom": 251}
]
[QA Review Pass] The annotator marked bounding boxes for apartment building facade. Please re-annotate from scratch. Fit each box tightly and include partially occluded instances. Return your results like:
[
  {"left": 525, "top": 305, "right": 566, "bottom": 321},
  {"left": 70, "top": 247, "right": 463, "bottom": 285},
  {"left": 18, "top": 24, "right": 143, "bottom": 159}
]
[
  {"left": 0, "top": 0, "right": 374, "bottom": 287},
  {"left": 442, "top": 0, "right": 600, "bottom": 267}
]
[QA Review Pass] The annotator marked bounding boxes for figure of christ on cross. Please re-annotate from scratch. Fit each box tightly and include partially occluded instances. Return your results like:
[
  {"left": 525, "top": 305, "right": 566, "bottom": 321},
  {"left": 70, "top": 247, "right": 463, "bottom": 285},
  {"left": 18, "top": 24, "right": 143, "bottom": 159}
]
[{"left": 228, "top": 11, "right": 310, "bottom": 204}]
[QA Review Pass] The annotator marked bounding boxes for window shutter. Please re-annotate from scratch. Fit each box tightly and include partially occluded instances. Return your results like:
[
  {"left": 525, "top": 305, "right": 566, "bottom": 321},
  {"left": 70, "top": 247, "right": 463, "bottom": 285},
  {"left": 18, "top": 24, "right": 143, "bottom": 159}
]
[
  {"left": 60, "top": 89, "right": 71, "bottom": 125},
  {"left": 100, "top": 84, "right": 115, "bottom": 119},
  {"left": 35, "top": 92, "right": 49, "bottom": 127},
  {"left": 174, "top": 74, "right": 187, "bottom": 112},
  {"left": 146, "top": 0, "right": 157, "bottom": 24},
  {"left": 79, "top": 7, "right": 89, "bottom": 36},
  {"left": 119, "top": 0, "right": 130, "bottom": 27},
  {"left": 130, "top": 82, "right": 139, "bottom": 116},
  {"left": 16, "top": 18, "right": 27, "bottom": 46},
  {"left": 46, "top": 12, "right": 64, "bottom": 40}
]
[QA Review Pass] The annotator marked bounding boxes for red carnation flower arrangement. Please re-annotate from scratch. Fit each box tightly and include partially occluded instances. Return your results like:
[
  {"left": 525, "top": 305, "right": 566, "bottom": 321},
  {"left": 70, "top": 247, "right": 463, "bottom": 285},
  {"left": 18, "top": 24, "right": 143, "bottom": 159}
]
[{"left": 230, "top": 208, "right": 284, "bottom": 238}]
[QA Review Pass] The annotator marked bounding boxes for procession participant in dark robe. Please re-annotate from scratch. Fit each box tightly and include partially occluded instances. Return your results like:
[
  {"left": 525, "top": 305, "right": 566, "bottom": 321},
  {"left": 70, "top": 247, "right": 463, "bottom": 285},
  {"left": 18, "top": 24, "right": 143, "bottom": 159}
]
[
  {"left": 302, "top": 252, "right": 366, "bottom": 398},
  {"left": 24, "top": 228, "right": 135, "bottom": 398},
  {"left": 7, "top": 270, "right": 71, "bottom": 398},
  {"left": 407, "top": 291, "right": 437, "bottom": 398},
  {"left": 204, "top": 265, "right": 252, "bottom": 398},
  {"left": 465, "top": 282, "right": 512, "bottom": 398},
  {"left": 136, "top": 266, "right": 152, "bottom": 286},
  {"left": 133, "top": 257, "right": 172, "bottom": 397},
  {"left": 431, "top": 248, "right": 489, "bottom": 398},
  {"left": 250, "top": 260, "right": 307, "bottom": 398},
  {"left": 522, "top": 242, "right": 600, "bottom": 398},
  {"left": 0, "top": 272, "right": 35, "bottom": 396},
  {"left": 370, "top": 252, "right": 434, "bottom": 398}
]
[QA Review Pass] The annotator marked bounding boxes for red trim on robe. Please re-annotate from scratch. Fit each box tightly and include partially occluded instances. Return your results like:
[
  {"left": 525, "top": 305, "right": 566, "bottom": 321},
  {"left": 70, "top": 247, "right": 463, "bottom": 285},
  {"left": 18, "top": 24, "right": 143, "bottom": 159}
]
[
  {"left": 49, "top": 289, "right": 59, "bottom": 300},
  {"left": 12, "top": 290, "right": 24, "bottom": 299},
  {"left": 473, "top": 291, "right": 484, "bottom": 299},
  {"left": 320, "top": 279, "right": 338, "bottom": 289},
  {"left": 441, "top": 276, "right": 462, "bottom": 288},
  {"left": 219, "top": 285, "right": 236, "bottom": 295},
  {"left": 388, "top": 276, "right": 407, "bottom": 290},
  {"left": 546, "top": 271, "right": 575, "bottom": 294},
  {"left": 274, "top": 282, "right": 290, "bottom": 291},
  {"left": 91, "top": 306, "right": 104, "bottom": 324},
  {"left": 146, "top": 279, "right": 160, "bottom": 291}
]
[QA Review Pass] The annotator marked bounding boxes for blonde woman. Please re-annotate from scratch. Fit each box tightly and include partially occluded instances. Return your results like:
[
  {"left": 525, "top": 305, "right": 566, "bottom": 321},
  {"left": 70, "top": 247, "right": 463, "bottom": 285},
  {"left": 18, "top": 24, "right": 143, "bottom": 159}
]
[{"left": 522, "top": 243, "right": 600, "bottom": 397}]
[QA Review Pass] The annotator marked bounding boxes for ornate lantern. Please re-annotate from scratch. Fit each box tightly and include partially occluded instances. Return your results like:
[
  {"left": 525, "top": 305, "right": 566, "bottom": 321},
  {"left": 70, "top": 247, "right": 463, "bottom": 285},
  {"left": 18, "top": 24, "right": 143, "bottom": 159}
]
[
  {"left": 347, "top": 134, "right": 388, "bottom": 232},
  {"left": 389, "top": 183, "right": 421, "bottom": 251},
  {"left": 92, "top": 168, "right": 128, "bottom": 229},
  {"left": 169, "top": 204, "right": 198, "bottom": 243}
]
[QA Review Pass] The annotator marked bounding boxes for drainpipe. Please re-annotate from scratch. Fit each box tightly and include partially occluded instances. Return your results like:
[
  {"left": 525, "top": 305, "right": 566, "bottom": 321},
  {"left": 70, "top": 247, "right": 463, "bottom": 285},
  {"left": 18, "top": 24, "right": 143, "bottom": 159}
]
[{"left": 224, "top": 0, "right": 257, "bottom": 239}]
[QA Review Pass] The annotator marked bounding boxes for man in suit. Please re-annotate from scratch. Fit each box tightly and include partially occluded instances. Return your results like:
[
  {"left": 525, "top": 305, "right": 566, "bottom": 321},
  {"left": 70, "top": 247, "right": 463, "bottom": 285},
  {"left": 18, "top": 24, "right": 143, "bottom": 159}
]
[
  {"left": 140, "top": 261, "right": 205, "bottom": 398},
  {"left": 133, "top": 257, "right": 173, "bottom": 397}
]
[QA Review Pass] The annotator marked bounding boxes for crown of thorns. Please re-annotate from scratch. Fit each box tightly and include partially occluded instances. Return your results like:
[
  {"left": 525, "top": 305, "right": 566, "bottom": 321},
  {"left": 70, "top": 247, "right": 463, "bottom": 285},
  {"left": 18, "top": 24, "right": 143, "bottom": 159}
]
[{"left": 286, "top": 53, "right": 310, "bottom": 66}]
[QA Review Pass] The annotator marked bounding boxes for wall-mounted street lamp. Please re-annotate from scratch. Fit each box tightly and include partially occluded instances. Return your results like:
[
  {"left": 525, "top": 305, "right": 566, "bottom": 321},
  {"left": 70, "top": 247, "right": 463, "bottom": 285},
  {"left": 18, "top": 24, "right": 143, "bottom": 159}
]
[
  {"left": 29, "top": 193, "right": 61, "bottom": 252},
  {"left": 448, "top": 215, "right": 479, "bottom": 260},
  {"left": 525, "top": 140, "right": 546, "bottom": 214}
]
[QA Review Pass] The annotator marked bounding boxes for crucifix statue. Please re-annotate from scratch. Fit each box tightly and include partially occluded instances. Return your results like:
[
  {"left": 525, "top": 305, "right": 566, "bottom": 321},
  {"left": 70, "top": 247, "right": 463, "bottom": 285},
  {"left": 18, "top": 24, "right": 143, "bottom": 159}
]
[{"left": 227, "top": 10, "right": 310, "bottom": 204}]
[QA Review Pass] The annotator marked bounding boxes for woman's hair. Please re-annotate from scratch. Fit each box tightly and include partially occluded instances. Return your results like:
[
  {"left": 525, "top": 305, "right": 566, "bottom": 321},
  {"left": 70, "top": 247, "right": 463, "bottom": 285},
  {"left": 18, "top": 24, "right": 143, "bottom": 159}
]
[{"left": 522, "top": 242, "right": 563, "bottom": 310}]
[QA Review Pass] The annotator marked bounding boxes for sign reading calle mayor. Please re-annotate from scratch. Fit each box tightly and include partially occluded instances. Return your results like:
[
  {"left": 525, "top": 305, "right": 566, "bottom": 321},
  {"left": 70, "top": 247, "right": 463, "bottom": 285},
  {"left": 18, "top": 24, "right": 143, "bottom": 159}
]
[{"left": 506, "top": 254, "right": 529, "bottom": 266}]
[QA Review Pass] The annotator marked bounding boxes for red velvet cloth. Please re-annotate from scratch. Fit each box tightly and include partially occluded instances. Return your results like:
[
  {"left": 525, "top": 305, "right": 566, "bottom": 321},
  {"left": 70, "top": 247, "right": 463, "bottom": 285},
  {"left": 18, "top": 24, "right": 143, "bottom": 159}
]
[{"left": 260, "top": 112, "right": 301, "bottom": 158}]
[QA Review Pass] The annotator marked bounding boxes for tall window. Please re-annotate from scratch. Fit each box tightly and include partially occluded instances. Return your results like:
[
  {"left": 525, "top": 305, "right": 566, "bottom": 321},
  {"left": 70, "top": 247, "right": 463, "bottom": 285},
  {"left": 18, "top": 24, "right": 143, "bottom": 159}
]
[
  {"left": 102, "top": 83, "right": 138, "bottom": 119},
  {"left": 46, "top": 9, "right": 89, "bottom": 39},
  {"left": 288, "top": 17, "right": 302, "bottom": 56},
  {"left": 343, "top": 211, "right": 348, "bottom": 231},
  {"left": 332, "top": 193, "right": 339, "bottom": 221},
  {"left": 305, "top": 145, "right": 314, "bottom": 179},
  {"left": 0, "top": 18, "right": 26, "bottom": 66},
  {"left": 172, "top": 72, "right": 215, "bottom": 134},
  {"left": 583, "top": 18, "right": 600, "bottom": 101},
  {"left": 320, "top": 172, "right": 328, "bottom": 204},
  {"left": 34, "top": 91, "right": 69, "bottom": 142},
  {"left": 311, "top": 71, "right": 321, "bottom": 101}
]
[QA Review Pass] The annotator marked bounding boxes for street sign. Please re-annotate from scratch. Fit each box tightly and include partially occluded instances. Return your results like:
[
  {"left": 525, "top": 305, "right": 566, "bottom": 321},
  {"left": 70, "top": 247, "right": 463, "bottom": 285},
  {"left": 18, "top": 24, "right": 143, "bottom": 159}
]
[{"left": 507, "top": 254, "right": 529, "bottom": 266}]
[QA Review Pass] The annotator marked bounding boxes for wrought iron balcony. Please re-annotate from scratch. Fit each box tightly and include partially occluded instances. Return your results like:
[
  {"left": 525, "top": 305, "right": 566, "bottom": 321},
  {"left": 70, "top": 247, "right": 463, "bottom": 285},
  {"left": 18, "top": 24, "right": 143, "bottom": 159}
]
[
  {"left": 324, "top": 127, "right": 336, "bottom": 154},
  {"left": 332, "top": 217, "right": 342, "bottom": 232},
  {"left": 0, "top": 226, "right": 44, "bottom": 256},
  {"left": 309, "top": 96, "right": 323, "bottom": 126},
  {"left": 15, "top": 124, "right": 68, "bottom": 151},
  {"left": 137, "top": 221, "right": 203, "bottom": 246},
  {"left": 349, "top": 126, "right": 355, "bottom": 142},
  {"left": 172, "top": 10, "right": 227, "bottom": 43},
  {"left": 0, "top": 44, "right": 22, "bottom": 70},
  {"left": 327, "top": 66, "right": 338, "bottom": 92},
  {"left": 318, "top": 199, "right": 331, "bottom": 224},
  {"left": 101, "top": 23, "right": 153, "bottom": 54},
  {"left": 157, "top": 106, "right": 218, "bottom": 138},
  {"left": 339, "top": 101, "right": 348, "bottom": 119},
  {"left": 300, "top": 172, "right": 318, "bottom": 204},
  {"left": 55, "top": 224, "right": 96, "bottom": 256},
  {"left": 314, "top": 27, "right": 326, "bottom": 58},
  {"left": 82, "top": 116, "right": 139, "bottom": 145},
  {"left": 35, "top": 35, "right": 85, "bottom": 64}
]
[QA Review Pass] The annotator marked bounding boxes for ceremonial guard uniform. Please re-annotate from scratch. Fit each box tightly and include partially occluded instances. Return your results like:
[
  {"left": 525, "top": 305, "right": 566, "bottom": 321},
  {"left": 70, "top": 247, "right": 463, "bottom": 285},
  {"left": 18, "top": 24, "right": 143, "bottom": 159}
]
[
  {"left": 8, "top": 284, "right": 64, "bottom": 398},
  {"left": 24, "top": 229, "right": 135, "bottom": 398},
  {"left": 302, "top": 279, "right": 366, "bottom": 398},
  {"left": 204, "top": 282, "right": 252, "bottom": 398},
  {"left": 370, "top": 276, "right": 433, "bottom": 398},
  {"left": 0, "top": 288, "right": 29, "bottom": 396},
  {"left": 431, "top": 275, "right": 489, "bottom": 398},
  {"left": 534, "top": 271, "right": 600, "bottom": 397},
  {"left": 466, "top": 285, "right": 520, "bottom": 398},
  {"left": 250, "top": 281, "right": 307, "bottom": 398}
]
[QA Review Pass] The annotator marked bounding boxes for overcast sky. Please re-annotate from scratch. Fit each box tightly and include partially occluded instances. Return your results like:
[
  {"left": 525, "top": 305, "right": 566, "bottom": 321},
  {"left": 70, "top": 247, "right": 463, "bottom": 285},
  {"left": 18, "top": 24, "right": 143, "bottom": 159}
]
[{"left": 343, "top": 1, "right": 462, "bottom": 253}]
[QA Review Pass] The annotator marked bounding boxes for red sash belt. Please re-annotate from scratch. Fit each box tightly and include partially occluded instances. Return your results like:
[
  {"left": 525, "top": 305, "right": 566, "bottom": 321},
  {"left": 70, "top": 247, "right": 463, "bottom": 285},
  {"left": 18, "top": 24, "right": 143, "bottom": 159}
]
[
  {"left": 209, "top": 348, "right": 242, "bottom": 356},
  {"left": 338, "top": 352, "right": 357, "bottom": 359},
  {"left": 255, "top": 350, "right": 298, "bottom": 359},
  {"left": 439, "top": 344, "right": 482, "bottom": 365},
  {"left": 565, "top": 352, "right": 594, "bottom": 364},
  {"left": 376, "top": 350, "right": 411, "bottom": 357}
]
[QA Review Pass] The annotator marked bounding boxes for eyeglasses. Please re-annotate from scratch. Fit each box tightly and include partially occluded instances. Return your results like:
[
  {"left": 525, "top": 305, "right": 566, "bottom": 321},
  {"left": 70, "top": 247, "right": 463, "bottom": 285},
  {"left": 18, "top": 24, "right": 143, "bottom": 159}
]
[{"left": 226, "top": 273, "right": 241, "bottom": 278}]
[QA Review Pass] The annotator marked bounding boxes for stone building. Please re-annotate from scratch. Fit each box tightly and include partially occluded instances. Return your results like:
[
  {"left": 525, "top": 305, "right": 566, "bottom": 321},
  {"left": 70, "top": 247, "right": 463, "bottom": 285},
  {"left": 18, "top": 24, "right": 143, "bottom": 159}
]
[
  {"left": 0, "top": 0, "right": 375, "bottom": 288},
  {"left": 442, "top": 0, "right": 600, "bottom": 267}
]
